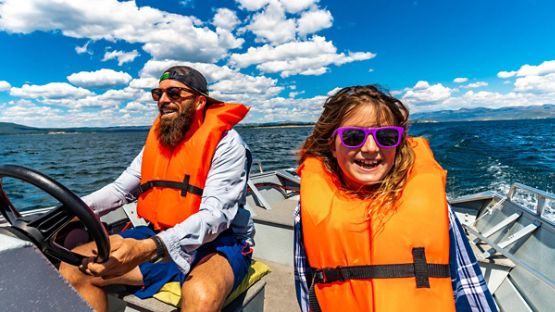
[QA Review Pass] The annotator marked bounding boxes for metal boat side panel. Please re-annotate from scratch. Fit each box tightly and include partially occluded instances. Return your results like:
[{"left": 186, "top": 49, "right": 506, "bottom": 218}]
[{"left": 0, "top": 233, "right": 93, "bottom": 311}]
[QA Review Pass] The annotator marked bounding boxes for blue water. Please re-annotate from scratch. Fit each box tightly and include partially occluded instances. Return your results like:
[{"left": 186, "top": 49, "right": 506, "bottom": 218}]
[{"left": 0, "top": 118, "right": 553, "bottom": 211}]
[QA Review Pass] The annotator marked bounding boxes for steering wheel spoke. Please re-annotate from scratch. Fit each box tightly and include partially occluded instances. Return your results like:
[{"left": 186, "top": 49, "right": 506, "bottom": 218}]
[
  {"left": 43, "top": 238, "right": 86, "bottom": 266},
  {"left": 27, "top": 205, "right": 74, "bottom": 240},
  {"left": 0, "top": 185, "right": 22, "bottom": 224}
]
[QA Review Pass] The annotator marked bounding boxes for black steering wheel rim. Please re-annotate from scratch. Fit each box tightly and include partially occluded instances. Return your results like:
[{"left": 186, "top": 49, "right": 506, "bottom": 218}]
[{"left": 0, "top": 164, "right": 110, "bottom": 265}]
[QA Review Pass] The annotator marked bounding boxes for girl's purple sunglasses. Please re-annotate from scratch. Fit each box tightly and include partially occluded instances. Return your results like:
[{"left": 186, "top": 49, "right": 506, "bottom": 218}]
[{"left": 332, "top": 126, "right": 404, "bottom": 149}]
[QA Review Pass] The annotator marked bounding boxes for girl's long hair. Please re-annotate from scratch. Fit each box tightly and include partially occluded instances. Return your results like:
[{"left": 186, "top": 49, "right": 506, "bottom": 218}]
[{"left": 299, "top": 85, "right": 415, "bottom": 221}]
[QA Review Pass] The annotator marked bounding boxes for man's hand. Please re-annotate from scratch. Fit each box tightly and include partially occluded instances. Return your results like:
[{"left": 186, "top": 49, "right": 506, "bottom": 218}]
[{"left": 81, "top": 235, "right": 157, "bottom": 279}]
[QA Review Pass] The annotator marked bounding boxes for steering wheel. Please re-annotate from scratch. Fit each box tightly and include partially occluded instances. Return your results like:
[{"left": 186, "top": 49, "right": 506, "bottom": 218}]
[{"left": 0, "top": 164, "right": 110, "bottom": 266}]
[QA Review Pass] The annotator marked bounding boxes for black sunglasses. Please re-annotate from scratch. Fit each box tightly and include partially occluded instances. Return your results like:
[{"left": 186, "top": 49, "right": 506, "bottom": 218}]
[{"left": 151, "top": 87, "right": 197, "bottom": 101}]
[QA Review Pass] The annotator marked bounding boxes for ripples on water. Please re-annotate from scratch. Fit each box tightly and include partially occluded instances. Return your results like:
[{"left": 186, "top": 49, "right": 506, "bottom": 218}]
[{"left": 0, "top": 119, "right": 553, "bottom": 211}]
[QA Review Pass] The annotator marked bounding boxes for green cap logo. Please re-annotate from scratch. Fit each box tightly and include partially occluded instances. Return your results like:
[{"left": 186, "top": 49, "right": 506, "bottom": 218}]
[{"left": 160, "top": 72, "right": 171, "bottom": 81}]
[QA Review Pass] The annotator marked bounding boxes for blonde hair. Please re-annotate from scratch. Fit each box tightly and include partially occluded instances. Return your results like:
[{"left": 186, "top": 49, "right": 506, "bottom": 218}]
[{"left": 299, "top": 85, "right": 415, "bottom": 221}]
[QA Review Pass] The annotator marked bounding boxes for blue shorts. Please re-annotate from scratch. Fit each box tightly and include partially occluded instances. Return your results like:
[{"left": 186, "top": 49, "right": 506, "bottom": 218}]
[{"left": 119, "top": 226, "right": 253, "bottom": 299}]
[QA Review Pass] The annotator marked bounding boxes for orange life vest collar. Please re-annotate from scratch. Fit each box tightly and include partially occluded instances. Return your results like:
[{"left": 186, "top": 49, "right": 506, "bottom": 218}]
[
  {"left": 137, "top": 103, "right": 249, "bottom": 230},
  {"left": 298, "top": 137, "right": 455, "bottom": 312}
]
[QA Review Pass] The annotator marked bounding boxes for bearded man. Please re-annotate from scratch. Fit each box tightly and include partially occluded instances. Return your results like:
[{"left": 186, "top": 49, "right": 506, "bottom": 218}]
[{"left": 60, "top": 66, "right": 254, "bottom": 312}]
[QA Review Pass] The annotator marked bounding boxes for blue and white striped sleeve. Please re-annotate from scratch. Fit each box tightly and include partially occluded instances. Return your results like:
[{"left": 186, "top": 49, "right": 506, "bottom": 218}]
[
  {"left": 448, "top": 206, "right": 498, "bottom": 312},
  {"left": 294, "top": 202, "right": 311, "bottom": 312}
]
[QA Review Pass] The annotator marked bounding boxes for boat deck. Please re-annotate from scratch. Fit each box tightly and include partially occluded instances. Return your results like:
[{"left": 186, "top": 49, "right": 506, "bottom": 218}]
[{"left": 259, "top": 259, "right": 298, "bottom": 312}]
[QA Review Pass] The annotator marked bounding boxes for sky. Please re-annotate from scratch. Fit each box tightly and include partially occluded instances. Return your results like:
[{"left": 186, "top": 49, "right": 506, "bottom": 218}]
[{"left": 0, "top": 0, "right": 554, "bottom": 128}]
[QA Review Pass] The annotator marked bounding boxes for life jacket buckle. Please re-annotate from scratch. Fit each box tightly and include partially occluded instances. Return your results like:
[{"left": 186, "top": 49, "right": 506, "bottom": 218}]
[
  {"left": 315, "top": 267, "right": 347, "bottom": 284},
  {"left": 314, "top": 270, "right": 326, "bottom": 284}
]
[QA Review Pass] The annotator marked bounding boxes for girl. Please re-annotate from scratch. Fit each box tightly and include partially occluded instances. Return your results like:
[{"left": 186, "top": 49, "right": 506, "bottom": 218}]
[{"left": 294, "top": 85, "right": 496, "bottom": 311}]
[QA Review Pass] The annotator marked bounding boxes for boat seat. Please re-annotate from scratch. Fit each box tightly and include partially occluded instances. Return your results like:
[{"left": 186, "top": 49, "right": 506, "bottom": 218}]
[
  {"left": 122, "top": 278, "right": 266, "bottom": 312},
  {"left": 112, "top": 260, "right": 271, "bottom": 312}
]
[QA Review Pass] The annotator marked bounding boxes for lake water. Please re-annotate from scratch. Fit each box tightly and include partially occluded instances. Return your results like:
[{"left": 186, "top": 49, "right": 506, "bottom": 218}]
[{"left": 0, "top": 118, "right": 553, "bottom": 211}]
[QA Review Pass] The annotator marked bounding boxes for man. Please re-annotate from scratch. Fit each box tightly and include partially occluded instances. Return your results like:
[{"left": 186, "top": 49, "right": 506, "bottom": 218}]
[{"left": 60, "top": 66, "right": 254, "bottom": 312}]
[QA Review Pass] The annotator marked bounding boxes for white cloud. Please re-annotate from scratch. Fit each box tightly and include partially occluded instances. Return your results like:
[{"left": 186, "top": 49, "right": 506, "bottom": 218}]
[
  {"left": 102, "top": 49, "right": 139, "bottom": 66},
  {"left": 453, "top": 77, "right": 468, "bottom": 83},
  {"left": 462, "top": 81, "right": 488, "bottom": 89},
  {"left": 401, "top": 81, "right": 452, "bottom": 106},
  {"left": 0, "top": 80, "right": 11, "bottom": 91},
  {"left": 121, "top": 101, "right": 151, "bottom": 113},
  {"left": 447, "top": 90, "right": 550, "bottom": 110},
  {"left": 236, "top": 0, "right": 271, "bottom": 11},
  {"left": 242, "top": 94, "right": 327, "bottom": 124},
  {"left": 297, "top": 9, "right": 332, "bottom": 36},
  {"left": 0, "top": 0, "right": 243, "bottom": 62},
  {"left": 398, "top": 71, "right": 554, "bottom": 113},
  {"left": 514, "top": 73, "right": 555, "bottom": 93},
  {"left": 514, "top": 60, "right": 555, "bottom": 77},
  {"left": 496, "top": 60, "right": 555, "bottom": 94},
  {"left": 280, "top": 0, "right": 317, "bottom": 13},
  {"left": 154, "top": 65, "right": 322, "bottom": 124},
  {"left": 0, "top": 100, "right": 65, "bottom": 128},
  {"left": 10, "top": 83, "right": 94, "bottom": 99},
  {"left": 498, "top": 60, "right": 555, "bottom": 79},
  {"left": 129, "top": 77, "right": 159, "bottom": 90},
  {"left": 327, "top": 87, "right": 342, "bottom": 96},
  {"left": 40, "top": 87, "right": 145, "bottom": 109},
  {"left": 497, "top": 71, "right": 516, "bottom": 79},
  {"left": 245, "top": 1, "right": 296, "bottom": 44},
  {"left": 213, "top": 8, "right": 240, "bottom": 30},
  {"left": 67, "top": 69, "right": 132, "bottom": 88},
  {"left": 75, "top": 40, "right": 92, "bottom": 55},
  {"left": 139, "top": 60, "right": 284, "bottom": 104},
  {"left": 230, "top": 36, "right": 375, "bottom": 77},
  {"left": 0, "top": 97, "right": 156, "bottom": 127}
]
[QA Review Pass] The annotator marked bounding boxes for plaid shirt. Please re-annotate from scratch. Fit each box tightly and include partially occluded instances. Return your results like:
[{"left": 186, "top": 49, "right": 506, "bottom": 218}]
[{"left": 294, "top": 203, "right": 498, "bottom": 312}]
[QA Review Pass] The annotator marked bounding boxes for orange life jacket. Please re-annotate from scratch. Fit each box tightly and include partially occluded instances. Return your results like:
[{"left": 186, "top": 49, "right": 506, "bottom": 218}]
[
  {"left": 298, "top": 137, "right": 455, "bottom": 312},
  {"left": 137, "top": 103, "right": 249, "bottom": 230}
]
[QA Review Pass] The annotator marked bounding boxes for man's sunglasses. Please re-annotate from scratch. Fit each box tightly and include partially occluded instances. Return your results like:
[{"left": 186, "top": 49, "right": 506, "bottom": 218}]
[
  {"left": 151, "top": 87, "right": 197, "bottom": 101},
  {"left": 333, "top": 126, "right": 404, "bottom": 149}
]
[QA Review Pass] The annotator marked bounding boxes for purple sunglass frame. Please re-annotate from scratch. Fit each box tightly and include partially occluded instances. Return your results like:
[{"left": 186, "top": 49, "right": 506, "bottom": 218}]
[{"left": 332, "top": 126, "right": 405, "bottom": 149}]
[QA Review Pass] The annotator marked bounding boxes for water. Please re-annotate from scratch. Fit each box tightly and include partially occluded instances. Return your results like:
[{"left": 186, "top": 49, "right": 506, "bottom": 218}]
[{"left": 0, "top": 119, "right": 553, "bottom": 211}]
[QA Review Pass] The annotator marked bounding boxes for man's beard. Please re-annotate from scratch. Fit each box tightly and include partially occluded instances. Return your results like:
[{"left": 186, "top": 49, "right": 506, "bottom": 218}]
[{"left": 157, "top": 103, "right": 195, "bottom": 148}]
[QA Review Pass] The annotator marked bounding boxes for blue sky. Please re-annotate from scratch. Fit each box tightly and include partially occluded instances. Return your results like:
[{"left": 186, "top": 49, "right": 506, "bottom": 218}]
[{"left": 0, "top": 0, "right": 554, "bottom": 127}]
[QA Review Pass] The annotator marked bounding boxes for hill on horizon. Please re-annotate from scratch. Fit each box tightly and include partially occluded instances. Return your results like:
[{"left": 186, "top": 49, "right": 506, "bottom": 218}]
[{"left": 411, "top": 104, "right": 555, "bottom": 122}]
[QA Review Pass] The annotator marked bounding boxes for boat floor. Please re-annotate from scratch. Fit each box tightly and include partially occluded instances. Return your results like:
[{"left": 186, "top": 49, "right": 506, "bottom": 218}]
[{"left": 259, "top": 258, "right": 297, "bottom": 312}]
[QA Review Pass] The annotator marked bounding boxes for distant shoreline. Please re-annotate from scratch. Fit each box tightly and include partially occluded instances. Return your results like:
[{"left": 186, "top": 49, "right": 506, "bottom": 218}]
[{"left": 1, "top": 116, "right": 554, "bottom": 135}]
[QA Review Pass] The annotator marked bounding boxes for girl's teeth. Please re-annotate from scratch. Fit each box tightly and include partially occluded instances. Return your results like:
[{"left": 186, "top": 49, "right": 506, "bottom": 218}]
[{"left": 355, "top": 159, "right": 381, "bottom": 168}]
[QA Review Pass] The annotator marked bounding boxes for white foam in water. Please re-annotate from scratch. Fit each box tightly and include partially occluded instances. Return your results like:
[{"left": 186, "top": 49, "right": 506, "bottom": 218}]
[
  {"left": 542, "top": 198, "right": 555, "bottom": 222},
  {"left": 486, "top": 160, "right": 511, "bottom": 196}
]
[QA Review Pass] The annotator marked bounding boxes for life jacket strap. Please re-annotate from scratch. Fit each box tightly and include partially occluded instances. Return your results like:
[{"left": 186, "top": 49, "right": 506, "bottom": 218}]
[
  {"left": 308, "top": 248, "right": 450, "bottom": 311},
  {"left": 138, "top": 175, "right": 204, "bottom": 197}
]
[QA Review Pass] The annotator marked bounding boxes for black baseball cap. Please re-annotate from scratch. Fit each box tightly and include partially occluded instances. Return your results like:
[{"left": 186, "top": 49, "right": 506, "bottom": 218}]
[{"left": 159, "top": 66, "right": 222, "bottom": 104}]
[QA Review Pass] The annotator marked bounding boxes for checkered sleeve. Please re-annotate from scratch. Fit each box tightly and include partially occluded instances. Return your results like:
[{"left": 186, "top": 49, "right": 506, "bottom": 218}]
[
  {"left": 449, "top": 206, "right": 498, "bottom": 312},
  {"left": 294, "top": 202, "right": 311, "bottom": 312}
]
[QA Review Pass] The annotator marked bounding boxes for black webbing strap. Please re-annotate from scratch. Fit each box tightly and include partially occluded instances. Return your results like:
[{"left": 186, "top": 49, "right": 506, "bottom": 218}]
[
  {"left": 309, "top": 281, "right": 322, "bottom": 312},
  {"left": 308, "top": 248, "right": 450, "bottom": 311},
  {"left": 138, "top": 175, "right": 204, "bottom": 197}
]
